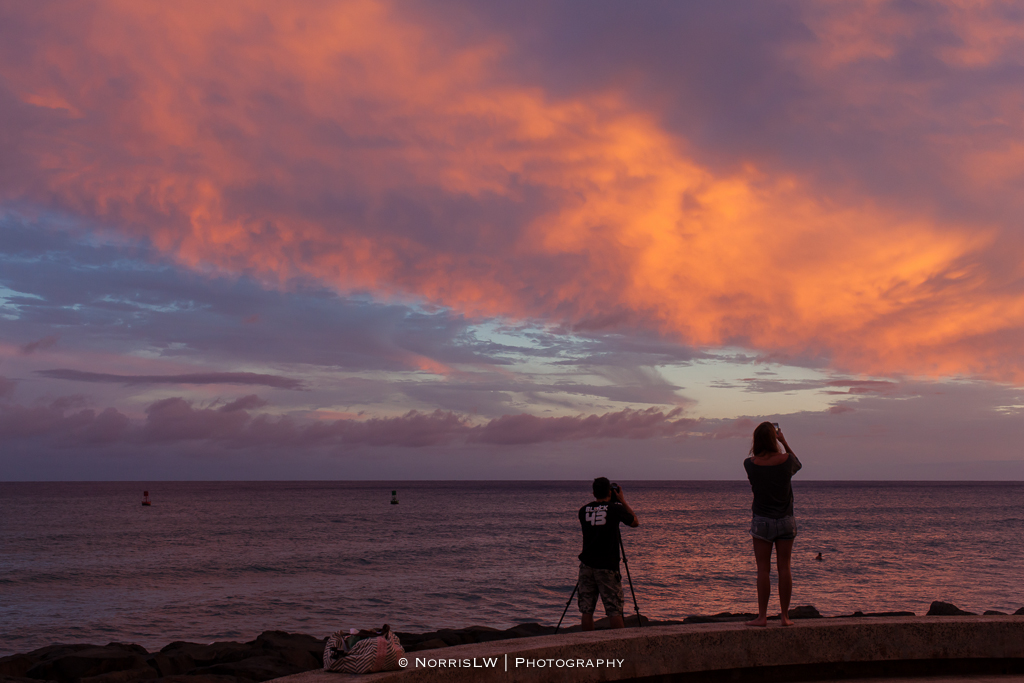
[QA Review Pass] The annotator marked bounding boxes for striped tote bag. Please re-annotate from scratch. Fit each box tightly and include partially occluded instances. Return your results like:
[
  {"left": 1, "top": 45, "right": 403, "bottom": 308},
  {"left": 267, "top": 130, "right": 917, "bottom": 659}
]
[{"left": 324, "top": 625, "right": 405, "bottom": 674}]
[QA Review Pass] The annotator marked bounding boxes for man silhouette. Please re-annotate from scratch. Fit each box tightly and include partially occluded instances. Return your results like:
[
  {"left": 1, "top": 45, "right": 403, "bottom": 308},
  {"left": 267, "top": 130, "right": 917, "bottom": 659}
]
[{"left": 577, "top": 477, "right": 639, "bottom": 630}]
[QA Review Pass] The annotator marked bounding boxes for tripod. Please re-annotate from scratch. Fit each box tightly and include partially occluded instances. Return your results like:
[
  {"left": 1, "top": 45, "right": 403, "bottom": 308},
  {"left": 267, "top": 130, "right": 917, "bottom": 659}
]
[
  {"left": 618, "top": 529, "right": 643, "bottom": 627},
  {"left": 555, "top": 531, "right": 643, "bottom": 633}
]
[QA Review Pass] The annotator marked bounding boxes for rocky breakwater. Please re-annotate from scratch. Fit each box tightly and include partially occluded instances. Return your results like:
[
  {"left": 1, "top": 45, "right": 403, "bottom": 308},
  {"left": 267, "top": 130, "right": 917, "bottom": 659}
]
[
  {"left": 0, "top": 631, "right": 325, "bottom": 683},
  {"left": 0, "top": 624, "right": 560, "bottom": 683},
  {"left": 4, "top": 603, "right": 1022, "bottom": 683}
]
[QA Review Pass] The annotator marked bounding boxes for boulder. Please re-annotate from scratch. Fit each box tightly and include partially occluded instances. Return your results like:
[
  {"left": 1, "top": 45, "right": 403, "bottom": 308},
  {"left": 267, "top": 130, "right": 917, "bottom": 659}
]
[
  {"left": 78, "top": 667, "right": 158, "bottom": 683},
  {"left": 24, "top": 644, "right": 151, "bottom": 683},
  {"left": 927, "top": 601, "right": 975, "bottom": 616},
  {"left": 683, "top": 612, "right": 756, "bottom": 624},
  {"left": 404, "top": 638, "right": 448, "bottom": 652},
  {"left": 983, "top": 611, "right": 1007, "bottom": 616},
  {"left": 252, "top": 631, "right": 324, "bottom": 662},
  {"left": 144, "top": 652, "right": 194, "bottom": 677},
  {"left": 791, "top": 605, "right": 822, "bottom": 619},
  {"left": 0, "top": 653, "right": 36, "bottom": 678},
  {"left": 431, "top": 629, "right": 470, "bottom": 647},
  {"left": 192, "top": 654, "right": 305, "bottom": 682},
  {"left": 505, "top": 623, "right": 555, "bottom": 639},
  {"left": 0, "top": 676, "right": 40, "bottom": 683},
  {"left": 1014, "top": 607, "right": 1024, "bottom": 616},
  {"left": 158, "top": 641, "right": 258, "bottom": 667},
  {"left": 2, "top": 644, "right": 96, "bottom": 681}
]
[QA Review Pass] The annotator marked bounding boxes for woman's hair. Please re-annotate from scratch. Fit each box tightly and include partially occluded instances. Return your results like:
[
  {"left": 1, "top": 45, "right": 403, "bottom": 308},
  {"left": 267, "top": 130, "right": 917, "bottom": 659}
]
[{"left": 750, "top": 422, "right": 780, "bottom": 456}]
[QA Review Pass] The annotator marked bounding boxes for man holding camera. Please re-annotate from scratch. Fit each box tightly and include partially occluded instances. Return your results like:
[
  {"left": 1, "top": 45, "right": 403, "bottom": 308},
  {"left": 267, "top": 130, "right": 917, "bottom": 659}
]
[{"left": 577, "top": 477, "right": 639, "bottom": 630}]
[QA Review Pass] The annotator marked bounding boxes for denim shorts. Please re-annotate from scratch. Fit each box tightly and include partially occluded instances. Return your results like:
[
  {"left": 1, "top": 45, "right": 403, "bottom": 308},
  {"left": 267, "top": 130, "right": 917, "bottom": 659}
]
[{"left": 750, "top": 514, "right": 797, "bottom": 542}]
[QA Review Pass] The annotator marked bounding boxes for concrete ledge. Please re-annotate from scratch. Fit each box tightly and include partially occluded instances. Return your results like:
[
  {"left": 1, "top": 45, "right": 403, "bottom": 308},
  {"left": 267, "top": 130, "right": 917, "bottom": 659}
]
[{"left": 271, "top": 617, "right": 1024, "bottom": 683}]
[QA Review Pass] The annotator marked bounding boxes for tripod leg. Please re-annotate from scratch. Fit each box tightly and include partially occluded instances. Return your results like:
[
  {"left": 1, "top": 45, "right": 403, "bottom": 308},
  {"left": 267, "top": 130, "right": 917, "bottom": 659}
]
[
  {"left": 619, "top": 534, "right": 643, "bottom": 627},
  {"left": 555, "top": 581, "right": 579, "bottom": 634}
]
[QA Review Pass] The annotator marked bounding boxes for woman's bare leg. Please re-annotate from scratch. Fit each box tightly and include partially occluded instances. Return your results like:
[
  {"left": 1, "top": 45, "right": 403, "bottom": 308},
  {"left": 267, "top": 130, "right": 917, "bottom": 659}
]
[
  {"left": 745, "top": 538, "right": 774, "bottom": 626},
  {"left": 776, "top": 538, "right": 795, "bottom": 626}
]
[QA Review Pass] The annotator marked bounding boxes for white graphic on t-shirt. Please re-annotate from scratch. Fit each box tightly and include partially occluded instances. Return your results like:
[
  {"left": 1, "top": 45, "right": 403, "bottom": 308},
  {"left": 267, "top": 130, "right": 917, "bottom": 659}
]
[{"left": 585, "top": 505, "right": 608, "bottom": 526}]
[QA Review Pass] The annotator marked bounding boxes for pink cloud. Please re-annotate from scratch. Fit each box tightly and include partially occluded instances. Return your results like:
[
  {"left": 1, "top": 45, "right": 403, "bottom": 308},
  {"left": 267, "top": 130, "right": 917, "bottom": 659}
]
[{"left": 2, "top": 2, "right": 1024, "bottom": 384}]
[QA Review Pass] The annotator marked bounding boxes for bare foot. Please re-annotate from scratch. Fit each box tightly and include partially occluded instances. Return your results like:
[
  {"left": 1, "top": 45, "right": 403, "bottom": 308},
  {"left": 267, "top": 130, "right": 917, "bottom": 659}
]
[
  {"left": 780, "top": 615, "right": 794, "bottom": 626},
  {"left": 745, "top": 616, "right": 768, "bottom": 627}
]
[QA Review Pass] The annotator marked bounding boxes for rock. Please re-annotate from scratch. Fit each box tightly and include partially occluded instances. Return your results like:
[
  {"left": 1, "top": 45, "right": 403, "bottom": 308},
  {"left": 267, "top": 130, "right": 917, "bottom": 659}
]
[
  {"left": 144, "top": 652, "right": 194, "bottom": 677},
  {"left": 432, "top": 629, "right": 470, "bottom": 647},
  {"left": 790, "top": 605, "right": 822, "bottom": 619},
  {"left": 192, "top": 654, "right": 305, "bottom": 682},
  {"left": 24, "top": 644, "right": 151, "bottom": 683},
  {"left": 458, "top": 626, "right": 508, "bottom": 644},
  {"left": 505, "top": 623, "right": 555, "bottom": 639},
  {"left": 683, "top": 612, "right": 756, "bottom": 624},
  {"left": 983, "top": 610, "right": 1007, "bottom": 616},
  {"left": 865, "top": 611, "right": 915, "bottom": 617},
  {"left": 397, "top": 622, "right": 556, "bottom": 651},
  {"left": 404, "top": 638, "right": 449, "bottom": 652},
  {"left": 158, "top": 641, "right": 258, "bottom": 667},
  {"left": 252, "top": 630, "right": 324, "bottom": 662},
  {"left": 927, "top": 601, "right": 976, "bottom": 616},
  {"left": 79, "top": 667, "right": 158, "bottom": 683},
  {"left": 0, "top": 653, "right": 35, "bottom": 678},
  {"left": 1015, "top": 606, "right": 1024, "bottom": 616},
  {"left": 2, "top": 644, "right": 94, "bottom": 682}
]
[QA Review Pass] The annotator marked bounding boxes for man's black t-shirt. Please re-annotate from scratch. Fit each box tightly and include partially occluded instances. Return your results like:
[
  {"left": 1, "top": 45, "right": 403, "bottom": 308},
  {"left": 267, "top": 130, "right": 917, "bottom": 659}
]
[{"left": 578, "top": 500, "right": 635, "bottom": 570}]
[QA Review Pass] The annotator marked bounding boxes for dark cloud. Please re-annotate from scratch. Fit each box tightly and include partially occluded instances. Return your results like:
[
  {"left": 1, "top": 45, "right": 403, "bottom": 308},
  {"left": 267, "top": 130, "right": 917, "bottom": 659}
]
[
  {"left": 0, "top": 397, "right": 129, "bottom": 445},
  {"left": 220, "top": 394, "right": 268, "bottom": 413},
  {"left": 471, "top": 407, "right": 695, "bottom": 445},
  {"left": 0, "top": 390, "right": 701, "bottom": 450},
  {"left": 36, "top": 369, "right": 304, "bottom": 390},
  {"left": 143, "top": 397, "right": 252, "bottom": 442},
  {"left": 299, "top": 410, "right": 468, "bottom": 448},
  {"left": 19, "top": 334, "right": 58, "bottom": 355},
  {"left": 823, "top": 380, "right": 901, "bottom": 395}
]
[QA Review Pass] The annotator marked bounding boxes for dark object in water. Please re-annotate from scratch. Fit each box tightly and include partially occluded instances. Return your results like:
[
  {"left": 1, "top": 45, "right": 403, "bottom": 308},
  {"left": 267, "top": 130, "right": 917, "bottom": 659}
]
[
  {"left": 141, "top": 491, "right": 152, "bottom": 506},
  {"left": 390, "top": 490, "right": 398, "bottom": 505}
]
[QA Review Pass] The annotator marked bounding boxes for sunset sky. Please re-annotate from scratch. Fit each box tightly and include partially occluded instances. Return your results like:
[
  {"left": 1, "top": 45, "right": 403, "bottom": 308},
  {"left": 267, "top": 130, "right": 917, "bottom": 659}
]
[{"left": 2, "top": 1, "right": 1023, "bottom": 480}]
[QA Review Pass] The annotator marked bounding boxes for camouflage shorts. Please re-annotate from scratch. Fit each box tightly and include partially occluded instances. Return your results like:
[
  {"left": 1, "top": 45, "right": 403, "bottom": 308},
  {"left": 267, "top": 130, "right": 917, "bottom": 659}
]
[{"left": 577, "top": 563, "right": 624, "bottom": 617}]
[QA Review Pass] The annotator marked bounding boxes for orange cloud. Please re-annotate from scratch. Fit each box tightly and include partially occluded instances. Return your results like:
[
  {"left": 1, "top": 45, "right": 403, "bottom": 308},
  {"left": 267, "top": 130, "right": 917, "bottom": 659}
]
[{"left": 3, "top": 1, "right": 1024, "bottom": 380}]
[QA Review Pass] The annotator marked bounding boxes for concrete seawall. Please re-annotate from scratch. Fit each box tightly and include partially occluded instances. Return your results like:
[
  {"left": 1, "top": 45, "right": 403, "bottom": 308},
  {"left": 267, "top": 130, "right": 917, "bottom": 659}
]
[{"left": 272, "top": 616, "right": 1024, "bottom": 683}]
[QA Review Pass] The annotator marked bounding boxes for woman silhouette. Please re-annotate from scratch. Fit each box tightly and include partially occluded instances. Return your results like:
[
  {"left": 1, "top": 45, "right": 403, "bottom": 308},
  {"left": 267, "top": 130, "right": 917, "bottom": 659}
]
[{"left": 743, "top": 422, "right": 802, "bottom": 626}]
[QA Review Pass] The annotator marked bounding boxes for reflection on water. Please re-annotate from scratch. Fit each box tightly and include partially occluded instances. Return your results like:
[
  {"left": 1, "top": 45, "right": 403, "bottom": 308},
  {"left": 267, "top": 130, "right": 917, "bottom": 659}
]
[{"left": 1, "top": 480, "right": 1022, "bottom": 656}]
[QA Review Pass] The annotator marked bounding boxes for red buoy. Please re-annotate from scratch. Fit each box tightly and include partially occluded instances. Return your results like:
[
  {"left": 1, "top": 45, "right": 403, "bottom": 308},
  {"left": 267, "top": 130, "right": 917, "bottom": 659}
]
[{"left": 142, "top": 491, "right": 152, "bottom": 506}]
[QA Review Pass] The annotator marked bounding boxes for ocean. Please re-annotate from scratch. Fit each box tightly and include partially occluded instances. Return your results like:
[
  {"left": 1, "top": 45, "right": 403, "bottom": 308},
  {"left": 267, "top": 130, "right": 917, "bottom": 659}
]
[{"left": 2, "top": 481, "right": 1022, "bottom": 657}]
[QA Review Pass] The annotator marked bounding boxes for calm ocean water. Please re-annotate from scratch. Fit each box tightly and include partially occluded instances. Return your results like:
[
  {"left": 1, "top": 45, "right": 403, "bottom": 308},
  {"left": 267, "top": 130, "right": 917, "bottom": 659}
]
[{"left": 2, "top": 481, "right": 1022, "bottom": 657}]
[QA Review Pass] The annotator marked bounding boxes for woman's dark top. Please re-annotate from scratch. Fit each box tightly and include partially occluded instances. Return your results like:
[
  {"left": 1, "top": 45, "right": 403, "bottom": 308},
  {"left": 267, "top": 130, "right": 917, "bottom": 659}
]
[{"left": 743, "top": 452, "right": 802, "bottom": 518}]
